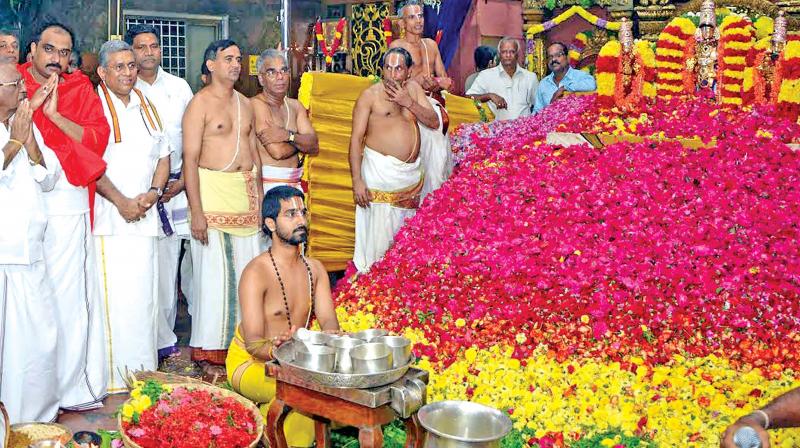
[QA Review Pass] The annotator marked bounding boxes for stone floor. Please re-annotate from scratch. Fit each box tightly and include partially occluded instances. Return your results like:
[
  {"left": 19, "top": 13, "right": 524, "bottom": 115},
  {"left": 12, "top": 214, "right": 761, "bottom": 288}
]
[{"left": 56, "top": 269, "right": 345, "bottom": 434}]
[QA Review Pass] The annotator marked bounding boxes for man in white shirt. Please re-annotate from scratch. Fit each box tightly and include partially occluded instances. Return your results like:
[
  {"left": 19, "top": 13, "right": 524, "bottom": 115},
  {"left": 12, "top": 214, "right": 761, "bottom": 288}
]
[
  {"left": 94, "top": 40, "right": 170, "bottom": 393},
  {"left": 0, "top": 62, "right": 60, "bottom": 423},
  {"left": 466, "top": 37, "right": 539, "bottom": 121},
  {"left": 21, "top": 22, "right": 110, "bottom": 412},
  {"left": 126, "top": 24, "right": 195, "bottom": 362}
]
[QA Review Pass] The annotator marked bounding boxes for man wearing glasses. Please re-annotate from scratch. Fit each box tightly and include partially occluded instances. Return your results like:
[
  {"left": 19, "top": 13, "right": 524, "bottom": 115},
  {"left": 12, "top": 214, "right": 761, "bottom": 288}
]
[
  {"left": 0, "top": 61, "right": 60, "bottom": 424},
  {"left": 0, "top": 28, "right": 20, "bottom": 63},
  {"left": 18, "top": 22, "right": 111, "bottom": 413},
  {"left": 126, "top": 24, "right": 195, "bottom": 364},
  {"left": 252, "top": 48, "right": 318, "bottom": 196},
  {"left": 93, "top": 39, "right": 170, "bottom": 393},
  {"left": 533, "top": 42, "right": 596, "bottom": 112}
]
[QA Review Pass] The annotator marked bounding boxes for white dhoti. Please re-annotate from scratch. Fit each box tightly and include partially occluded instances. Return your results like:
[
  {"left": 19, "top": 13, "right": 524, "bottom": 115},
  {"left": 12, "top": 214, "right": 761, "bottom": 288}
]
[
  {"left": 353, "top": 147, "right": 423, "bottom": 272},
  {"left": 189, "top": 230, "right": 260, "bottom": 355},
  {"left": 419, "top": 97, "right": 452, "bottom": 201},
  {"left": 96, "top": 235, "right": 158, "bottom": 393},
  {"left": 45, "top": 213, "right": 109, "bottom": 410},
  {"left": 189, "top": 167, "right": 261, "bottom": 364},
  {"left": 262, "top": 165, "right": 304, "bottom": 194},
  {"left": 156, "top": 186, "right": 191, "bottom": 354},
  {"left": 0, "top": 263, "right": 59, "bottom": 423}
]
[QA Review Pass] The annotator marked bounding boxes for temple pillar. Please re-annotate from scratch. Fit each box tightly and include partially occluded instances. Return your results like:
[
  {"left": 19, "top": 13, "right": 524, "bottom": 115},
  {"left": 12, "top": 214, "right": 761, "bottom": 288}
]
[
  {"left": 635, "top": 0, "right": 675, "bottom": 41},
  {"left": 522, "top": 0, "right": 547, "bottom": 78}
]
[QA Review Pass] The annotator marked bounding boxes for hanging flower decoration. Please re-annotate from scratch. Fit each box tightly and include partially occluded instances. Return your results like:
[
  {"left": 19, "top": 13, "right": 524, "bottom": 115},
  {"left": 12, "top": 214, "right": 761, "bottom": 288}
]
[
  {"left": 383, "top": 18, "right": 393, "bottom": 46},
  {"left": 595, "top": 40, "right": 656, "bottom": 111},
  {"left": 315, "top": 17, "right": 347, "bottom": 65},
  {"left": 777, "top": 40, "right": 800, "bottom": 121},
  {"left": 526, "top": 6, "right": 621, "bottom": 38},
  {"left": 655, "top": 17, "right": 696, "bottom": 99},
  {"left": 717, "top": 15, "right": 755, "bottom": 106}
]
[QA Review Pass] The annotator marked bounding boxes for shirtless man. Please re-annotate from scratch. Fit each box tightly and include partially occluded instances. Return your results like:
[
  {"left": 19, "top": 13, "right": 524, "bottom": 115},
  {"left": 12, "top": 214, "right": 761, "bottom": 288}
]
[
  {"left": 389, "top": 0, "right": 452, "bottom": 93},
  {"left": 183, "top": 39, "right": 263, "bottom": 365},
  {"left": 252, "top": 49, "right": 318, "bottom": 194},
  {"left": 226, "top": 185, "right": 338, "bottom": 447},
  {"left": 349, "top": 47, "right": 439, "bottom": 272}
]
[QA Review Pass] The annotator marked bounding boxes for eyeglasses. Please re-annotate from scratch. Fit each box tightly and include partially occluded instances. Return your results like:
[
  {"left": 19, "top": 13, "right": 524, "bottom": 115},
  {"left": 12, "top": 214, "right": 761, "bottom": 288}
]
[
  {"left": 0, "top": 79, "right": 22, "bottom": 88},
  {"left": 261, "top": 67, "right": 290, "bottom": 79}
]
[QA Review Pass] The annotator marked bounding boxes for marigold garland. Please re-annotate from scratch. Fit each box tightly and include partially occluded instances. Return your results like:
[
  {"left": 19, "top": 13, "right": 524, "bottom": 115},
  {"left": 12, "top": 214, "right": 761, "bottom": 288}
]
[
  {"left": 383, "top": 18, "right": 393, "bottom": 46},
  {"left": 314, "top": 17, "right": 346, "bottom": 65},
  {"left": 527, "top": 5, "right": 620, "bottom": 38},
  {"left": 655, "top": 17, "right": 696, "bottom": 99},
  {"left": 717, "top": 15, "right": 755, "bottom": 106},
  {"left": 777, "top": 40, "right": 800, "bottom": 121},
  {"left": 595, "top": 40, "right": 656, "bottom": 111}
]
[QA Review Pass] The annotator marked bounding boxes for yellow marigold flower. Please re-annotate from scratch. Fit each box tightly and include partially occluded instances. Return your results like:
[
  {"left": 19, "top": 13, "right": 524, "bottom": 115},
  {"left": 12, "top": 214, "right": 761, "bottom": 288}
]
[
  {"left": 516, "top": 333, "right": 528, "bottom": 344},
  {"left": 122, "top": 403, "right": 135, "bottom": 421},
  {"left": 581, "top": 315, "right": 590, "bottom": 324},
  {"left": 455, "top": 318, "right": 466, "bottom": 328}
]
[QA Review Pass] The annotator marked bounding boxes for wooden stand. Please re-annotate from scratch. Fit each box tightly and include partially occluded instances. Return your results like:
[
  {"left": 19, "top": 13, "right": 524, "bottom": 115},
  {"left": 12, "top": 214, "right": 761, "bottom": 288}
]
[{"left": 265, "top": 364, "right": 426, "bottom": 448}]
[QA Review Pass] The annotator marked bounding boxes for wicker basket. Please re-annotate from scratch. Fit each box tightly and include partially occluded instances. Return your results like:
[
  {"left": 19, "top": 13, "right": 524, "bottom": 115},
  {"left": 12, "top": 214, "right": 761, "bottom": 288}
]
[{"left": 118, "top": 382, "right": 263, "bottom": 448}]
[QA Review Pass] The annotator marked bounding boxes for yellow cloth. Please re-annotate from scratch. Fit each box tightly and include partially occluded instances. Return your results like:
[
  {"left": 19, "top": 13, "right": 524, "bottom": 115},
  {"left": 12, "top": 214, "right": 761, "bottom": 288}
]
[
  {"left": 298, "top": 72, "right": 488, "bottom": 270},
  {"left": 197, "top": 167, "right": 260, "bottom": 237},
  {"left": 226, "top": 327, "right": 315, "bottom": 447}
]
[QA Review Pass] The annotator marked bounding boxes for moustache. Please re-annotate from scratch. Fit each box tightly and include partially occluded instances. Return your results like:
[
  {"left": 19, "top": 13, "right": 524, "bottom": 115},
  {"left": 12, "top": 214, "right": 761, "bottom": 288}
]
[
  {"left": 294, "top": 226, "right": 308, "bottom": 234},
  {"left": 46, "top": 63, "right": 62, "bottom": 70}
]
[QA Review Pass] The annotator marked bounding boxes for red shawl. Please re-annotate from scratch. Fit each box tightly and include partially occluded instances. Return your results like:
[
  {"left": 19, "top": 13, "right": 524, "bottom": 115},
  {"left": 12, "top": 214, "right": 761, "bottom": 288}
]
[{"left": 19, "top": 62, "right": 110, "bottom": 221}]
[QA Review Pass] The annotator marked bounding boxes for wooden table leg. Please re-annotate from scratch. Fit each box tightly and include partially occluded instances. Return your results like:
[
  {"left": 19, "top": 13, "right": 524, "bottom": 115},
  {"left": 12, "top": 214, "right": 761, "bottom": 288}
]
[
  {"left": 266, "top": 398, "right": 290, "bottom": 448},
  {"left": 314, "top": 418, "right": 330, "bottom": 448},
  {"left": 358, "top": 425, "right": 384, "bottom": 448},
  {"left": 404, "top": 414, "right": 425, "bottom": 448}
]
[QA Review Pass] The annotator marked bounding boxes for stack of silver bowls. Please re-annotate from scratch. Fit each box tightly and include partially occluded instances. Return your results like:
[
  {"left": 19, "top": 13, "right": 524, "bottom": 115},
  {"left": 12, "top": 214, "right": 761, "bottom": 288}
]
[{"left": 290, "top": 328, "right": 412, "bottom": 375}]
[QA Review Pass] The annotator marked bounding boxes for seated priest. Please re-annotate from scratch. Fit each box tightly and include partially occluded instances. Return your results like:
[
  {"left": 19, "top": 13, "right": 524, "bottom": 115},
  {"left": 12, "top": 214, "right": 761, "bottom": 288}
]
[
  {"left": 226, "top": 185, "right": 340, "bottom": 447},
  {"left": 533, "top": 42, "right": 597, "bottom": 113}
]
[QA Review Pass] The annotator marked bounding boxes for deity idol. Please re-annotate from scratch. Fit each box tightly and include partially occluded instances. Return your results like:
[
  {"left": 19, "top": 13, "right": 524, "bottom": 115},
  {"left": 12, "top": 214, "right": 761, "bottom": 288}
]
[
  {"left": 686, "top": 0, "right": 720, "bottom": 90},
  {"left": 754, "top": 11, "right": 788, "bottom": 103},
  {"left": 618, "top": 18, "right": 637, "bottom": 94}
]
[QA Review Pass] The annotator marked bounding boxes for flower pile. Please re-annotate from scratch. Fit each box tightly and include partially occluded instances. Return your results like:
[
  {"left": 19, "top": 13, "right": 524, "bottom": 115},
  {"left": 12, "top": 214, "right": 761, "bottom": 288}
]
[
  {"left": 335, "top": 93, "right": 800, "bottom": 445},
  {"left": 120, "top": 380, "right": 258, "bottom": 448}
]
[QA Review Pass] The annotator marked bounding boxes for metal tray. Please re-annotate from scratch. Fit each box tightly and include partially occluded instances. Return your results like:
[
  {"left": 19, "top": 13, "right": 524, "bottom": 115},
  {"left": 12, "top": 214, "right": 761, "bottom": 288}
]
[{"left": 274, "top": 341, "right": 413, "bottom": 389}]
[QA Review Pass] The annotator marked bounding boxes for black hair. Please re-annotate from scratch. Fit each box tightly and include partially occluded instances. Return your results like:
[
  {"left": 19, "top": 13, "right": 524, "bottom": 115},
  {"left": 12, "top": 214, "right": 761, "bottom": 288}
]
[
  {"left": 474, "top": 45, "right": 497, "bottom": 71},
  {"left": 201, "top": 39, "right": 238, "bottom": 76},
  {"left": 70, "top": 48, "right": 82, "bottom": 67},
  {"left": 0, "top": 27, "right": 19, "bottom": 39},
  {"left": 124, "top": 24, "right": 160, "bottom": 45},
  {"left": 381, "top": 47, "right": 413, "bottom": 69},
  {"left": 547, "top": 41, "right": 569, "bottom": 57},
  {"left": 31, "top": 21, "right": 76, "bottom": 49},
  {"left": 262, "top": 186, "right": 305, "bottom": 237}
]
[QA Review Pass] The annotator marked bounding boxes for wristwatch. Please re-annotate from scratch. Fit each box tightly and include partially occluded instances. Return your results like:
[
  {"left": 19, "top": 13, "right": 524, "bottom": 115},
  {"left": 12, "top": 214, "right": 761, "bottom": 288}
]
[
  {"left": 287, "top": 131, "right": 296, "bottom": 143},
  {"left": 149, "top": 186, "right": 163, "bottom": 198}
]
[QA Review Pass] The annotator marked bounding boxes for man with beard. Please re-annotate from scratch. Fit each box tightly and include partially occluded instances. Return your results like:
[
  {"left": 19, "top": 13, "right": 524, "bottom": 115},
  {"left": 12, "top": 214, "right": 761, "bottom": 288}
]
[
  {"left": 533, "top": 42, "right": 596, "bottom": 112},
  {"left": 252, "top": 49, "right": 318, "bottom": 195},
  {"left": 184, "top": 39, "right": 262, "bottom": 366},
  {"left": 0, "top": 28, "right": 20, "bottom": 63},
  {"left": 226, "top": 185, "right": 339, "bottom": 447},
  {"left": 350, "top": 47, "right": 439, "bottom": 272},
  {"left": 19, "top": 21, "right": 111, "bottom": 412},
  {"left": 467, "top": 37, "right": 538, "bottom": 121},
  {"left": 126, "top": 24, "right": 195, "bottom": 362},
  {"left": 93, "top": 40, "right": 170, "bottom": 392}
]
